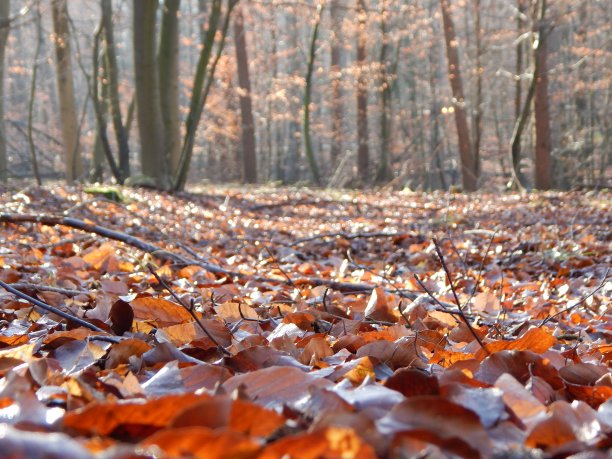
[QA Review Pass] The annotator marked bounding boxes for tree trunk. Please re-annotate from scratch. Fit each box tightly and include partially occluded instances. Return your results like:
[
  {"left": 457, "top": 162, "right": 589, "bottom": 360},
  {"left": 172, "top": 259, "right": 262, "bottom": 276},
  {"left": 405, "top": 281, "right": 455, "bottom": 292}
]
[
  {"left": 375, "top": 0, "right": 392, "bottom": 184},
  {"left": 329, "top": 0, "right": 343, "bottom": 166},
  {"left": 439, "top": 0, "right": 477, "bottom": 191},
  {"left": 133, "top": 0, "right": 167, "bottom": 188},
  {"left": 233, "top": 6, "right": 257, "bottom": 183},
  {"left": 101, "top": 0, "right": 130, "bottom": 179},
  {"left": 0, "top": 0, "right": 9, "bottom": 182},
  {"left": 303, "top": 4, "right": 323, "bottom": 185},
  {"left": 533, "top": 0, "right": 552, "bottom": 189},
  {"left": 511, "top": 0, "right": 527, "bottom": 185},
  {"left": 51, "top": 0, "right": 82, "bottom": 183},
  {"left": 159, "top": 0, "right": 181, "bottom": 174},
  {"left": 356, "top": 0, "right": 370, "bottom": 185},
  {"left": 174, "top": 0, "right": 236, "bottom": 191},
  {"left": 472, "top": 0, "right": 482, "bottom": 177},
  {"left": 27, "top": 4, "right": 42, "bottom": 185}
]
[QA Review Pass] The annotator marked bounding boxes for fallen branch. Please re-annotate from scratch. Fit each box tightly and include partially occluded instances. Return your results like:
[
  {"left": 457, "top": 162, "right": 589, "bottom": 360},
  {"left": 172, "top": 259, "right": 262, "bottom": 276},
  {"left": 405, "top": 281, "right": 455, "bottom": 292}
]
[
  {"left": 0, "top": 212, "right": 405, "bottom": 297},
  {"left": 290, "top": 230, "right": 405, "bottom": 246},
  {"left": 8, "top": 283, "right": 90, "bottom": 297},
  {"left": 0, "top": 279, "right": 108, "bottom": 334},
  {"left": 146, "top": 264, "right": 230, "bottom": 356}
]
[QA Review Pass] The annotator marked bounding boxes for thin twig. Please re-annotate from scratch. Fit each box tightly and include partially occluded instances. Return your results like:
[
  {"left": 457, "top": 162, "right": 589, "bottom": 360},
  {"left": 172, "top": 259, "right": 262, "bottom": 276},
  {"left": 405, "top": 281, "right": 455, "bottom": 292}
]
[
  {"left": 415, "top": 241, "right": 490, "bottom": 355},
  {"left": 321, "top": 287, "right": 330, "bottom": 312},
  {"left": 463, "top": 230, "right": 498, "bottom": 314},
  {"left": 262, "top": 245, "right": 302, "bottom": 296},
  {"left": 539, "top": 267, "right": 610, "bottom": 327},
  {"left": 433, "top": 238, "right": 462, "bottom": 309},
  {"left": 146, "top": 264, "right": 230, "bottom": 355},
  {"left": 0, "top": 279, "right": 107, "bottom": 333}
]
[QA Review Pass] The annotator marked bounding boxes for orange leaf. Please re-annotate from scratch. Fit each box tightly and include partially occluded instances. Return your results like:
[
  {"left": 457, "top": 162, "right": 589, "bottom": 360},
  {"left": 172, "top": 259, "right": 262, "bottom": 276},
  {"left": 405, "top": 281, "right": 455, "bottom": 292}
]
[
  {"left": 142, "top": 426, "right": 260, "bottom": 459},
  {"left": 63, "top": 393, "right": 210, "bottom": 437},
  {"left": 259, "top": 427, "right": 376, "bottom": 459},
  {"left": 475, "top": 328, "right": 556, "bottom": 360},
  {"left": 130, "top": 296, "right": 193, "bottom": 325}
]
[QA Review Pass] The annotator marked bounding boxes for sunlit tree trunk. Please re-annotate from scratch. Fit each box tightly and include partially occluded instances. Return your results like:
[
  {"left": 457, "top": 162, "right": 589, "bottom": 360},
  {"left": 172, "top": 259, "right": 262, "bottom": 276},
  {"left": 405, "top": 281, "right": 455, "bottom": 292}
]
[
  {"left": 101, "top": 0, "right": 130, "bottom": 180},
  {"left": 159, "top": 0, "right": 181, "bottom": 174},
  {"left": 133, "top": 0, "right": 167, "bottom": 187},
  {"left": 52, "top": 0, "right": 82, "bottom": 182},
  {"left": 511, "top": 0, "right": 527, "bottom": 186},
  {"left": 533, "top": 0, "right": 552, "bottom": 189},
  {"left": 174, "top": 0, "right": 236, "bottom": 191},
  {"left": 439, "top": 0, "right": 477, "bottom": 191},
  {"left": 233, "top": 6, "right": 257, "bottom": 183},
  {"left": 0, "top": 0, "right": 9, "bottom": 182},
  {"left": 356, "top": 0, "right": 370, "bottom": 185},
  {"left": 303, "top": 4, "right": 323, "bottom": 185}
]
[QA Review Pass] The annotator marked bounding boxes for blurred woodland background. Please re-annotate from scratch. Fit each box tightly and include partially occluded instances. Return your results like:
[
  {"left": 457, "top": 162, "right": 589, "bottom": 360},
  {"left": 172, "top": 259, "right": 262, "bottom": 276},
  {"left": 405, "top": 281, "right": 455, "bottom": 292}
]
[{"left": 0, "top": 0, "right": 609, "bottom": 191}]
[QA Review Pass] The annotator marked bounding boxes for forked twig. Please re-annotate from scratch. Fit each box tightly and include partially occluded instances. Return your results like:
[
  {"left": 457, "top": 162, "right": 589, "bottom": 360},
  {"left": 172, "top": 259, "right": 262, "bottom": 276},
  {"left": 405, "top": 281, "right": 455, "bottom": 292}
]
[
  {"left": 539, "top": 267, "right": 610, "bottom": 327},
  {"left": 0, "top": 279, "right": 108, "bottom": 334},
  {"left": 146, "top": 264, "right": 231, "bottom": 356},
  {"left": 415, "top": 238, "right": 490, "bottom": 355}
]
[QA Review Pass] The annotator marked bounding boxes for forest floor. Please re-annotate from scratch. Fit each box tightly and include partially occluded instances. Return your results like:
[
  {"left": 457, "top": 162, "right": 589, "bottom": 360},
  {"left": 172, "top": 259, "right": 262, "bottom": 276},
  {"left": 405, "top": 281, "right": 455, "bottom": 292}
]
[{"left": 0, "top": 185, "right": 610, "bottom": 458}]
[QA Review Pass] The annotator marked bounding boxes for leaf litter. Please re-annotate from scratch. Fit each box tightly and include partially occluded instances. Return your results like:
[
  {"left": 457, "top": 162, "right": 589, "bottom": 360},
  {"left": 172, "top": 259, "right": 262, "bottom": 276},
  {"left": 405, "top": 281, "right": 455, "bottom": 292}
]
[{"left": 0, "top": 186, "right": 610, "bottom": 458}]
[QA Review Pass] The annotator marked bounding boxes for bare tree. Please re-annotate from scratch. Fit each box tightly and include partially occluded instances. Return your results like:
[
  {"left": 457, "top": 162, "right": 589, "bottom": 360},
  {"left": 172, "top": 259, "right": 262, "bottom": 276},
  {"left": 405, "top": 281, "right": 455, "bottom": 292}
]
[
  {"left": 101, "top": 0, "right": 130, "bottom": 180},
  {"left": 533, "top": 0, "right": 552, "bottom": 189},
  {"left": 233, "top": 5, "right": 257, "bottom": 183},
  {"left": 356, "top": 0, "right": 370, "bottom": 185},
  {"left": 439, "top": 0, "right": 477, "bottom": 191},
  {"left": 133, "top": 0, "right": 167, "bottom": 187},
  {"left": 303, "top": 3, "right": 323, "bottom": 185},
  {"left": 52, "top": 0, "right": 82, "bottom": 182},
  {"left": 174, "top": 0, "right": 237, "bottom": 191},
  {"left": 159, "top": 0, "right": 181, "bottom": 174},
  {"left": 0, "top": 0, "right": 9, "bottom": 182}
]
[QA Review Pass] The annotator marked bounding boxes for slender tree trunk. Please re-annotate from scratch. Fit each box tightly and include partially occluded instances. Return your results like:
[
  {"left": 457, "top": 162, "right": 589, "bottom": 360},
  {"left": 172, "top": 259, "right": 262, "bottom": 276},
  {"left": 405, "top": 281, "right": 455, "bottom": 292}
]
[
  {"left": 101, "top": 0, "right": 130, "bottom": 179},
  {"left": 174, "top": 0, "right": 236, "bottom": 191},
  {"left": 159, "top": 0, "right": 181, "bottom": 174},
  {"left": 51, "top": 0, "right": 82, "bottom": 182},
  {"left": 133, "top": 0, "right": 167, "bottom": 187},
  {"left": 0, "top": 0, "right": 9, "bottom": 182},
  {"left": 533, "top": 0, "right": 552, "bottom": 189},
  {"left": 472, "top": 0, "right": 482, "bottom": 177},
  {"left": 303, "top": 4, "right": 323, "bottom": 185},
  {"left": 439, "top": 0, "right": 477, "bottom": 191},
  {"left": 375, "top": 0, "right": 393, "bottom": 184},
  {"left": 356, "top": 0, "right": 370, "bottom": 185},
  {"left": 27, "top": 4, "right": 42, "bottom": 185},
  {"left": 233, "top": 6, "right": 257, "bottom": 183},
  {"left": 511, "top": 0, "right": 527, "bottom": 184},
  {"left": 329, "top": 0, "right": 343, "bottom": 166},
  {"left": 91, "top": 21, "right": 122, "bottom": 183}
]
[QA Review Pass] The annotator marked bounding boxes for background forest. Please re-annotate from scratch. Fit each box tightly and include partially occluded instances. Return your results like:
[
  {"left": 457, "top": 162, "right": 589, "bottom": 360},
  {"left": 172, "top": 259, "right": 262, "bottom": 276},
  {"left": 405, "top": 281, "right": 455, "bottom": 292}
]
[{"left": 0, "top": 0, "right": 609, "bottom": 191}]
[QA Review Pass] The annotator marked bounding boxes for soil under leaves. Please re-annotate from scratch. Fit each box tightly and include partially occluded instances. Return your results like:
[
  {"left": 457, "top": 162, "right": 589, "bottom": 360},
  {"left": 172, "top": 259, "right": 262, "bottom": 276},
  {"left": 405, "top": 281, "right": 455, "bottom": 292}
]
[{"left": 0, "top": 185, "right": 610, "bottom": 458}]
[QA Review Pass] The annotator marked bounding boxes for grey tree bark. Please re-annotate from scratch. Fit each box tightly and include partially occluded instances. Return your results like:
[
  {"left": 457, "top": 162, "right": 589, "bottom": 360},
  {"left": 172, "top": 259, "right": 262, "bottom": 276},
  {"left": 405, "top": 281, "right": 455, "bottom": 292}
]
[
  {"left": 0, "top": 0, "right": 9, "bottom": 182},
  {"left": 356, "top": 0, "right": 370, "bottom": 185},
  {"left": 233, "top": 6, "right": 257, "bottom": 183},
  {"left": 52, "top": 0, "right": 82, "bottom": 182},
  {"left": 101, "top": 0, "right": 130, "bottom": 180},
  {"left": 133, "top": 0, "right": 168, "bottom": 187},
  {"left": 159, "top": 0, "right": 181, "bottom": 174},
  {"left": 439, "top": 0, "right": 477, "bottom": 191}
]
